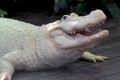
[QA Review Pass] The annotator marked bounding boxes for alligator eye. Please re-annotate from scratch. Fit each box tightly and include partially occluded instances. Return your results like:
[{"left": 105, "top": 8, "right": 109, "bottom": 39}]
[{"left": 62, "top": 15, "right": 68, "bottom": 20}]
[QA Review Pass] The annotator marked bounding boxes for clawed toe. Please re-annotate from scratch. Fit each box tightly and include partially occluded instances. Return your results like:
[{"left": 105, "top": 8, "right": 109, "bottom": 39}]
[
  {"left": 81, "top": 51, "right": 109, "bottom": 63},
  {"left": 93, "top": 55, "right": 109, "bottom": 62}
]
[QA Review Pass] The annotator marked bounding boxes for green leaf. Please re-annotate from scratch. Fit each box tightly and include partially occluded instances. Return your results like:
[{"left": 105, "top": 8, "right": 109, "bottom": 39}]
[
  {"left": 107, "top": 3, "right": 120, "bottom": 19},
  {"left": 102, "top": 0, "right": 112, "bottom": 4},
  {"left": 0, "top": 9, "right": 7, "bottom": 17},
  {"left": 54, "top": 0, "right": 68, "bottom": 13},
  {"left": 74, "top": 2, "right": 86, "bottom": 14}
]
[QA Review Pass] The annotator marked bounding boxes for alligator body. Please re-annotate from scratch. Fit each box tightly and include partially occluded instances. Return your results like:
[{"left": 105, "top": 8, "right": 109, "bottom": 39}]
[{"left": 0, "top": 10, "right": 109, "bottom": 80}]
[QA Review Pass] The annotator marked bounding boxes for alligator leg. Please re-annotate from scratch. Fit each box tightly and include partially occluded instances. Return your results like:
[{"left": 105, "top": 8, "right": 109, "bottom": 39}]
[
  {"left": 81, "top": 51, "right": 109, "bottom": 62},
  {"left": 0, "top": 50, "right": 23, "bottom": 80},
  {"left": 0, "top": 59, "right": 14, "bottom": 80}
]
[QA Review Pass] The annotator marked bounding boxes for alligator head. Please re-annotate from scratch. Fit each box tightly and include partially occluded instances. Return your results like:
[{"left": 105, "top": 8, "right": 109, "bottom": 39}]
[{"left": 47, "top": 9, "right": 109, "bottom": 49}]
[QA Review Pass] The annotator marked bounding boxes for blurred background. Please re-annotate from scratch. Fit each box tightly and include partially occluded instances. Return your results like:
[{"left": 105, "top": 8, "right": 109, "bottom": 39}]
[{"left": 0, "top": 0, "right": 120, "bottom": 24}]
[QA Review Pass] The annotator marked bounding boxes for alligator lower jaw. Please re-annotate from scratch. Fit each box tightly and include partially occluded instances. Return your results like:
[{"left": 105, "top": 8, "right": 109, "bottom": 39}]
[
  {"left": 88, "top": 30, "right": 109, "bottom": 41},
  {"left": 75, "top": 30, "right": 109, "bottom": 47}
]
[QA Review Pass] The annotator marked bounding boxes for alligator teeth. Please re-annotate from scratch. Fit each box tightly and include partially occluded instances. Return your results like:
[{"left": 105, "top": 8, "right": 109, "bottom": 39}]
[
  {"left": 67, "top": 21, "right": 103, "bottom": 37},
  {"left": 76, "top": 34, "right": 79, "bottom": 38},
  {"left": 73, "top": 31, "right": 75, "bottom": 34},
  {"left": 78, "top": 34, "right": 81, "bottom": 36}
]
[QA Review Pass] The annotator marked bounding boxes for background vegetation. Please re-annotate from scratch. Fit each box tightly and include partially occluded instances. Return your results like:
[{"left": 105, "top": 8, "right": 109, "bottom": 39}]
[
  {"left": 0, "top": 0, "right": 120, "bottom": 18},
  {"left": 54, "top": 0, "right": 120, "bottom": 18}
]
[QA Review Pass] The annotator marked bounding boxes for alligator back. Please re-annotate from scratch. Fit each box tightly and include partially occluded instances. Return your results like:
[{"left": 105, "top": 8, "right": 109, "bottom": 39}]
[{"left": 0, "top": 18, "right": 39, "bottom": 57}]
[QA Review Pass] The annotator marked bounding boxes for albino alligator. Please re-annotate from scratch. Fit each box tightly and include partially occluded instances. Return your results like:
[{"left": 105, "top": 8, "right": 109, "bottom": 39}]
[{"left": 0, "top": 9, "right": 109, "bottom": 80}]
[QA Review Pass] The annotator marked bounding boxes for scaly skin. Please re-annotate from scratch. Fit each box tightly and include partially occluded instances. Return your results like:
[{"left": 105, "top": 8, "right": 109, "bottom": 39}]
[{"left": 0, "top": 9, "right": 109, "bottom": 80}]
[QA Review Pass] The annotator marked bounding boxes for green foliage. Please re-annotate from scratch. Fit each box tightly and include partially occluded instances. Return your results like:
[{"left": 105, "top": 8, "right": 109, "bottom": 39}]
[
  {"left": 54, "top": 0, "right": 68, "bottom": 13},
  {"left": 0, "top": 9, "right": 7, "bottom": 17},
  {"left": 102, "top": 0, "right": 113, "bottom": 4},
  {"left": 54, "top": 0, "right": 120, "bottom": 19},
  {"left": 107, "top": 3, "right": 120, "bottom": 19},
  {"left": 73, "top": 1, "right": 86, "bottom": 14},
  {"left": 54, "top": 0, "right": 86, "bottom": 14}
]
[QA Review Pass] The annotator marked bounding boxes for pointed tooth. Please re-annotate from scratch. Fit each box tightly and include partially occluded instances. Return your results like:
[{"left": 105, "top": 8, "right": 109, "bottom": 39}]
[
  {"left": 73, "top": 31, "right": 75, "bottom": 34},
  {"left": 78, "top": 34, "right": 81, "bottom": 36},
  {"left": 76, "top": 34, "right": 78, "bottom": 36},
  {"left": 76, "top": 34, "right": 78, "bottom": 37}
]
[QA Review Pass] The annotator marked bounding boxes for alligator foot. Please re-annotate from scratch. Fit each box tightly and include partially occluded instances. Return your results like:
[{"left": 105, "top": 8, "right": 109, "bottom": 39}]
[{"left": 81, "top": 51, "right": 109, "bottom": 62}]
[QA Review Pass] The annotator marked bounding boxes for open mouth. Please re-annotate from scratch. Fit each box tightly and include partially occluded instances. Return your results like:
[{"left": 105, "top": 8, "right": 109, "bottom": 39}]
[{"left": 66, "top": 22, "right": 104, "bottom": 39}]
